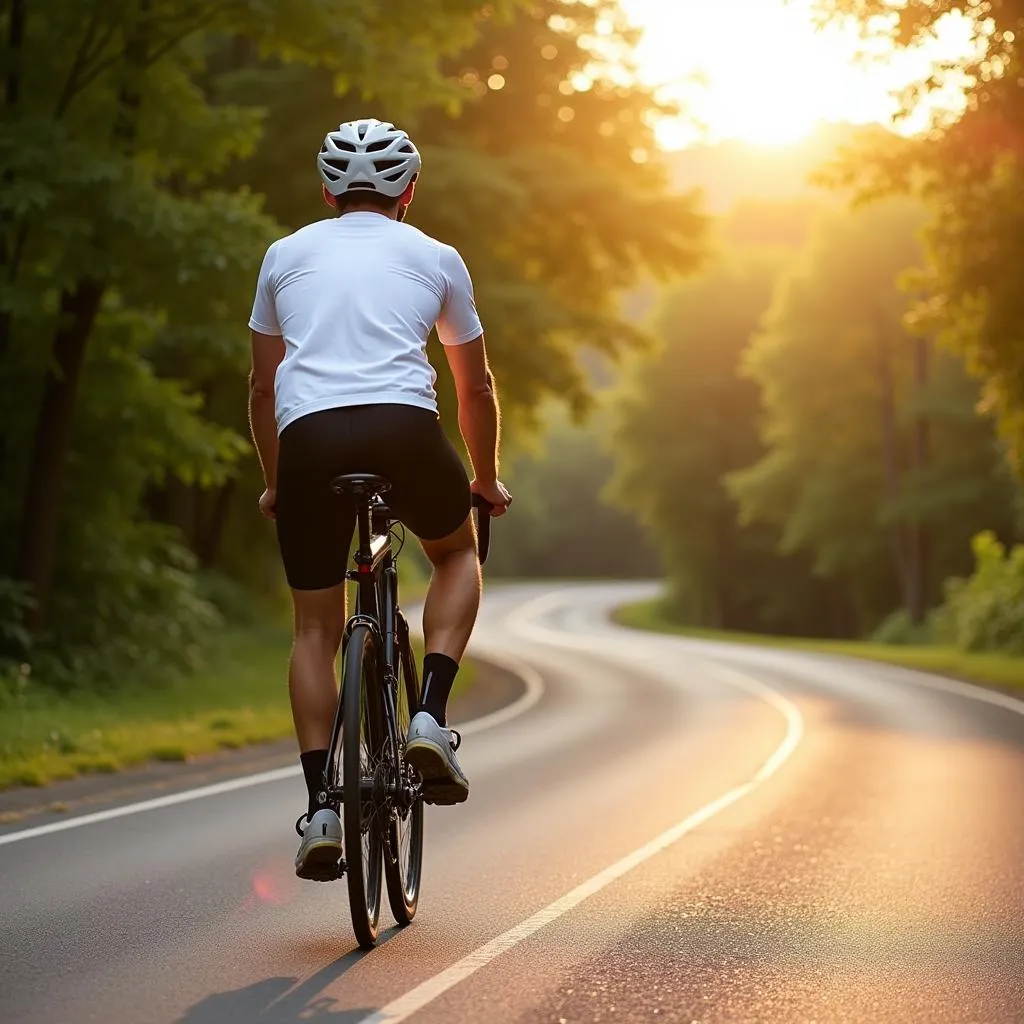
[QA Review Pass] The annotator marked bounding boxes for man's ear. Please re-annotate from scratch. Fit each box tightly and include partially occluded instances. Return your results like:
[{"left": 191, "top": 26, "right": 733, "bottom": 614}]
[
  {"left": 399, "top": 180, "right": 416, "bottom": 210},
  {"left": 322, "top": 184, "right": 338, "bottom": 209}
]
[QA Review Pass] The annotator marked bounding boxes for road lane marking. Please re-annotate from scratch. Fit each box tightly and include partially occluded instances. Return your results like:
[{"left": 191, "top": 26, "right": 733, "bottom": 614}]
[
  {"left": 0, "top": 655, "right": 544, "bottom": 847},
  {"left": 0, "top": 765, "right": 304, "bottom": 848},
  {"left": 357, "top": 655, "right": 804, "bottom": 1023},
  {"left": 457, "top": 655, "right": 544, "bottom": 737},
  {"left": 864, "top": 665, "right": 1024, "bottom": 717}
]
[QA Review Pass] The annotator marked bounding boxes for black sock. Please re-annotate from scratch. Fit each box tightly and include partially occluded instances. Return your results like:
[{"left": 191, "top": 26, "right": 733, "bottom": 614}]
[
  {"left": 300, "top": 749, "right": 329, "bottom": 819},
  {"left": 420, "top": 653, "right": 459, "bottom": 726}
]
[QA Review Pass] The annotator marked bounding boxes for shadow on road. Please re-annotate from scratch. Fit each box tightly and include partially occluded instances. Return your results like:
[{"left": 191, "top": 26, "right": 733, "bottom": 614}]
[{"left": 175, "top": 929, "right": 401, "bottom": 1024}]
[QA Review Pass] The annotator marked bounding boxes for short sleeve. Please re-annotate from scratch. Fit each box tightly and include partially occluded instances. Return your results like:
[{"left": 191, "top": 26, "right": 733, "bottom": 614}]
[
  {"left": 248, "top": 242, "right": 282, "bottom": 336},
  {"left": 435, "top": 244, "right": 483, "bottom": 346}
]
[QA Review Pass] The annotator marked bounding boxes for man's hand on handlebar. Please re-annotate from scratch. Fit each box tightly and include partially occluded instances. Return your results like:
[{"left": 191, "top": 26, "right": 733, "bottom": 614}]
[{"left": 470, "top": 478, "right": 512, "bottom": 517}]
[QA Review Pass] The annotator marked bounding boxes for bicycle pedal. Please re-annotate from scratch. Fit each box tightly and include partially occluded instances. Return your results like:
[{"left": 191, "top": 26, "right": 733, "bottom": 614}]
[{"left": 312, "top": 859, "right": 346, "bottom": 882}]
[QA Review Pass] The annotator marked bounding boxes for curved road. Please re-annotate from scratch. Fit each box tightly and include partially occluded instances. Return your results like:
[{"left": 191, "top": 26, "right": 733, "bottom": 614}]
[{"left": 2, "top": 583, "right": 1023, "bottom": 1023}]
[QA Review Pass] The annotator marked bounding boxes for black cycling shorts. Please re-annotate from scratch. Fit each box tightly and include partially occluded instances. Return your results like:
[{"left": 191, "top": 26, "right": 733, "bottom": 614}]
[{"left": 275, "top": 404, "right": 471, "bottom": 590}]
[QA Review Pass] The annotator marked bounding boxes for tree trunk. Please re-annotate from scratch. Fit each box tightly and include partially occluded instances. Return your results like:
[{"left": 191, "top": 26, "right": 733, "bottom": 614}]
[
  {"left": 14, "top": 279, "right": 105, "bottom": 625},
  {"left": 876, "top": 320, "right": 915, "bottom": 619},
  {"left": 905, "top": 336, "right": 930, "bottom": 625},
  {"left": 0, "top": 0, "right": 27, "bottom": 520},
  {"left": 14, "top": 6, "right": 149, "bottom": 626},
  {"left": 0, "top": 0, "right": 25, "bottom": 362},
  {"left": 197, "top": 478, "right": 237, "bottom": 568}
]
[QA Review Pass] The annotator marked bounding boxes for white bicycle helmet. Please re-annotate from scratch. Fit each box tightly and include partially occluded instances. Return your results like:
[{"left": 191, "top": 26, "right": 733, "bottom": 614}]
[{"left": 317, "top": 118, "right": 421, "bottom": 198}]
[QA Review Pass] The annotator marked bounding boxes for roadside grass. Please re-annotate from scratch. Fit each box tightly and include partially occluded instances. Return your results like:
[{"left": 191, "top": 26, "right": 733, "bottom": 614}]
[
  {"left": 615, "top": 598, "right": 1024, "bottom": 691},
  {"left": 0, "top": 624, "right": 474, "bottom": 790}
]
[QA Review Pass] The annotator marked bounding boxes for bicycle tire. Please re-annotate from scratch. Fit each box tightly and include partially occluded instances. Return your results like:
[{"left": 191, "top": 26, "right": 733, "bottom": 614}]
[
  {"left": 384, "top": 612, "right": 424, "bottom": 924},
  {"left": 342, "top": 623, "right": 385, "bottom": 948}
]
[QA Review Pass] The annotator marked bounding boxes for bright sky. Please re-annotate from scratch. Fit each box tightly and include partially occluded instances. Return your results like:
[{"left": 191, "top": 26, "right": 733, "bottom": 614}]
[{"left": 617, "top": 0, "right": 978, "bottom": 148}]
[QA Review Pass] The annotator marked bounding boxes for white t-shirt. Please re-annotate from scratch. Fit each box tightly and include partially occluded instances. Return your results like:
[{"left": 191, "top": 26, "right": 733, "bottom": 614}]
[{"left": 248, "top": 213, "right": 483, "bottom": 434}]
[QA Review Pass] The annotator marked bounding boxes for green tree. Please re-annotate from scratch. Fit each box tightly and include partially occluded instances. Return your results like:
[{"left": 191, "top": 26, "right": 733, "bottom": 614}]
[
  {"left": 486, "top": 400, "right": 660, "bottom": 580},
  {"left": 610, "top": 245, "right": 841, "bottom": 633},
  {"left": 191, "top": 0, "right": 709, "bottom": 585},
  {"left": 729, "top": 197, "right": 1019, "bottom": 631},
  {"left": 817, "top": 1, "right": 1024, "bottom": 466},
  {"left": 229, "top": 0, "right": 705, "bottom": 423},
  {"left": 0, "top": 0, "right": 519, "bottom": 664}
]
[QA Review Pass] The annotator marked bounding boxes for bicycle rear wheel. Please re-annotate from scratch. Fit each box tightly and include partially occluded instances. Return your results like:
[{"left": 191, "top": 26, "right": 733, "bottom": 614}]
[
  {"left": 342, "top": 623, "right": 385, "bottom": 948},
  {"left": 384, "top": 612, "right": 424, "bottom": 924}
]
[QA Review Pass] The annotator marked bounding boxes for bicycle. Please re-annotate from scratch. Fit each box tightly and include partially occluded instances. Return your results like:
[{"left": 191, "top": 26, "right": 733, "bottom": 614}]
[{"left": 317, "top": 473, "right": 493, "bottom": 948}]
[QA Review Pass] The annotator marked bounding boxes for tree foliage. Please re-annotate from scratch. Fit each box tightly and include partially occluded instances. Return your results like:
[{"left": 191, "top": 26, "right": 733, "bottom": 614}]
[
  {"left": 933, "top": 530, "right": 1024, "bottom": 653},
  {"left": 0, "top": 1, "right": 706, "bottom": 682},
  {"left": 611, "top": 191, "right": 1019, "bottom": 639},
  {"left": 198, "top": 0, "right": 708, "bottom": 591},
  {"left": 816, "top": 0, "right": 1024, "bottom": 466},
  {"left": 485, "top": 400, "right": 660, "bottom": 580},
  {"left": 0, "top": 0, "right": 519, "bottom": 672},
  {"left": 730, "top": 197, "right": 1019, "bottom": 631},
  {"left": 610, "top": 242, "right": 843, "bottom": 634},
  {"left": 229, "top": 0, "right": 705, "bottom": 425}
]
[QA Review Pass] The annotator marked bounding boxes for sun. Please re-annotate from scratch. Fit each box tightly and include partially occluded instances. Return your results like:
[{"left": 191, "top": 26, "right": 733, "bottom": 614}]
[{"left": 617, "top": 0, "right": 975, "bottom": 150}]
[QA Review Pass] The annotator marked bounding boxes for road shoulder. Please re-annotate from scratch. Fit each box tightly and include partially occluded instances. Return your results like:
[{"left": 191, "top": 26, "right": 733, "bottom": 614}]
[
  {"left": 615, "top": 597, "right": 1024, "bottom": 693},
  {"left": 0, "top": 655, "right": 525, "bottom": 828}
]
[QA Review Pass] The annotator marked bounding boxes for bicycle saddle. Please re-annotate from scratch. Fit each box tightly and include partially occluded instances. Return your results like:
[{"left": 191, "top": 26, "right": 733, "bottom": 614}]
[{"left": 330, "top": 474, "right": 391, "bottom": 496}]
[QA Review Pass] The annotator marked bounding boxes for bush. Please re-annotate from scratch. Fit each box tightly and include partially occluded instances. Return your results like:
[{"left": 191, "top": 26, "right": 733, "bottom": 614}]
[
  {"left": 0, "top": 576, "right": 34, "bottom": 664},
  {"left": 871, "top": 608, "right": 934, "bottom": 646},
  {"left": 933, "top": 532, "right": 1024, "bottom": 654},
  {"left": 35, "top": 526, "right": 222, "bottom": 692}
]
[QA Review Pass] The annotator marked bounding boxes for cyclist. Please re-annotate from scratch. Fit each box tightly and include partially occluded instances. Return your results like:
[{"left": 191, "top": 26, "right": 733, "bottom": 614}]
[{"left": 246, "top": 118, "right": 511, "bottom": 879}]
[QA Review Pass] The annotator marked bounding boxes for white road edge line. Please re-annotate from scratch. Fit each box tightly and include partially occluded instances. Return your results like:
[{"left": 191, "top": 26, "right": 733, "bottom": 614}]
[
  {"left": 358, "top": 666, "right": 804, "bottom": 1024},
  {"left": 0, "top": 653, "right": 544, "bottom": 848},
  {"left": 508, "top": 587, "right": 1024, "bottom": 721},
  {"left": 866, "top": 663, "right": 1024, "bottom": 717}
]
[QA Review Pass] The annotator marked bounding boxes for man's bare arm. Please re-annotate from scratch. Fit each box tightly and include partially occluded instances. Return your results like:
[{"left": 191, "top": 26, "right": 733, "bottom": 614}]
[
  {"left": 249, "top": 329, "right": 285, "bottom": 493},
  {"left": 444, "top": 335, "right": 510, "bottom": 514},
  {"left": 445, "top": 336, "right": 498, "bottom": 478}
]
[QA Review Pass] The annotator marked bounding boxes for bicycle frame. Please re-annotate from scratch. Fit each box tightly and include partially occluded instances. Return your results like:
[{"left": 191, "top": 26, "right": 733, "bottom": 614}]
[
  {"left": 322, "top": 479, "right": 492, "bottom": 816},
  {"left": 331, "top": 491, "right": 413, "bottom": 810}
]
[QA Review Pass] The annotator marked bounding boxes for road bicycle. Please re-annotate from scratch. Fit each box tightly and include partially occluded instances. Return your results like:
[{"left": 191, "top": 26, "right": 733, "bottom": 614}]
[{"left": 318, "top": 473, "right": 492, "bottom": 948}]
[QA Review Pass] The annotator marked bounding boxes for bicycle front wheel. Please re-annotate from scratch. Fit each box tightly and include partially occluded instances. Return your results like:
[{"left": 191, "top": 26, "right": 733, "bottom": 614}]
[
  {"left": 384, "top": 612, "right": 424, "bottom": 925},
  {"left": 342, "top": 623, "right": 385, "bottom": 948}
]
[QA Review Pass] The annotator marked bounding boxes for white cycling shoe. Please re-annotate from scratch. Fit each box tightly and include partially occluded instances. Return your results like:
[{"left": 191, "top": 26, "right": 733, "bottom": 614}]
[
  {"left": 294, "top": 807, "right": 343, "bottom": 881},
  {"left": 405, "top": 711, "right": 469, "bottom": 805}
]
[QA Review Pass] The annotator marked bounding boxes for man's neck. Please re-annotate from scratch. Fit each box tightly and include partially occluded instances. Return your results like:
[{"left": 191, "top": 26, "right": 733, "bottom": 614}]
[{"left": 338, "top": 206, "right": 397, "bottom": 220}]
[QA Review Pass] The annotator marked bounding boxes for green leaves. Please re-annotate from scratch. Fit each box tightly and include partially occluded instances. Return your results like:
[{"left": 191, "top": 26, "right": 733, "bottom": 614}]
[
  {"left": 0, "top": 0, "right": 533, "bottom": 677},
  {"left": 730, "top": 197, "right": 1017, "bottom": 627},
  {"left": 933, "top": 531, "right": 1024, "bottom": 653},
  {"left": 407, "top": 0, "right": 706, "bottom": 418},
  {"left": 816, "top": 1, "right": 1024, "bottom": 466},
  {"left": 613, "top": 190, "right": 1019, "bottom": 636},
  {"left": 609, "top": 246, "right": 832, "bottom": 633}
]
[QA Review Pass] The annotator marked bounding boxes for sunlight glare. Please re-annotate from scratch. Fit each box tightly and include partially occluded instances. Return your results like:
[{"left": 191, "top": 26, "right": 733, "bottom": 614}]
[{"left": 619, "top": 0, "right": 977, "bottom": 149}]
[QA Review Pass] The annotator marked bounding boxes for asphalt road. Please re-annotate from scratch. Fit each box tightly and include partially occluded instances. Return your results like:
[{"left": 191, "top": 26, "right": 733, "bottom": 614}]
[{"left": 2, "top": 582, "right": 1023, "bottom": 1024}]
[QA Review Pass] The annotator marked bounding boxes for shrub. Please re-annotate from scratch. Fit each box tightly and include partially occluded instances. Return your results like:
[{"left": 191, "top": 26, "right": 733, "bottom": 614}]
[
  {"left": 0, "top": 576, "right": 34, "bottom": 664},
  {"left": 871, "top": 608, "right": 934, "bottom": 646},
  {"left": 34, "top": 526, "right": 222, "bottom": 692},
  {"left": 933, "top": 532, "right": 1024, "bottom": 654}
]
